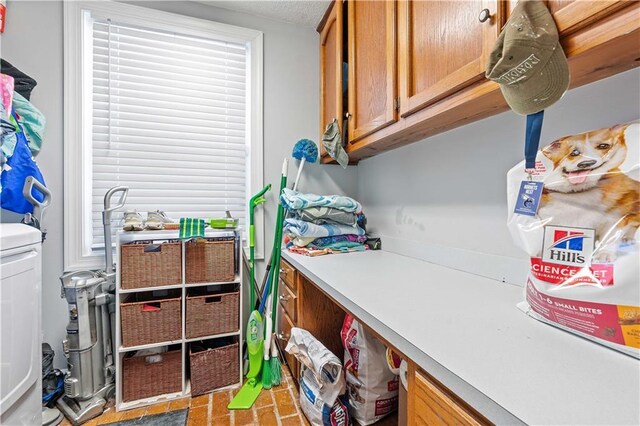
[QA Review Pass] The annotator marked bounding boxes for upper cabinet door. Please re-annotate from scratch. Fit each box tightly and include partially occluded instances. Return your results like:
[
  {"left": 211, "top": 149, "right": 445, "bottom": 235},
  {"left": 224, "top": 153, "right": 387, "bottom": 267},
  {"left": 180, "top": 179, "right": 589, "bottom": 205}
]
[
  {"left": 347, "top": 0, "right": 397, "bottom": 143},
  {"left": 319, "top": 0, "right": 343, "bottom": 158},
  {"left": 546, "top": 0, "right": 630, "bottom": 35},
  {"left": 398, "top": 0, "right": 500, "bottom": 117}
]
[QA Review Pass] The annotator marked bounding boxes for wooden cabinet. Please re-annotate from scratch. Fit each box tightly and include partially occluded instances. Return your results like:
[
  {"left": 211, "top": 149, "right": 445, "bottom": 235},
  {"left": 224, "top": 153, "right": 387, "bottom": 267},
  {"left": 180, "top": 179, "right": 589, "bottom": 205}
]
[
  {"left": 318, "top": 0, "right": 640, "bottom": 163},
  {"left": 398, "top": 0, "right": 499, "bottom": 117},
  {"left": 545, "top": 1, "right": 629, "bottom": 36},
  {"left": 408, "top": 365, "right": 488, "bottom": 426},
  {"left": 347, "top": 0, "right": 397, "bottom": 142},
  {"left": 319, "top": 0, "right": 344, "bottom": 159}
]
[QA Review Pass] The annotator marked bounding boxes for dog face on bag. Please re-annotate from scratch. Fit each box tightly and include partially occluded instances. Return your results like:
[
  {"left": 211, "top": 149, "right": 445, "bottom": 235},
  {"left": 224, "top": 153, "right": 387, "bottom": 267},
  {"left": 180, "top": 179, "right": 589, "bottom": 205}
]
[{"left": 542, "top": 125, "right": 628, "bottom": 193}]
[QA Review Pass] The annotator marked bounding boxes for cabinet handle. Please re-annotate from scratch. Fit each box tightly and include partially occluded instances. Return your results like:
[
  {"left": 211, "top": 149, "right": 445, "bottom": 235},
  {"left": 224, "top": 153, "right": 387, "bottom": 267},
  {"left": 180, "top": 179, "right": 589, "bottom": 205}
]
[
  {"left": 345, "top": 112, "right": 352, "bottom": 119},
  {"left": 277, "top": 333, "right": 289, "bottom": 341},
  {"left": 478, "top": 8, "right": 491, "bottom": 23},
  {"left": 279, "top": 294, "right": 290, "bottom": 302}
]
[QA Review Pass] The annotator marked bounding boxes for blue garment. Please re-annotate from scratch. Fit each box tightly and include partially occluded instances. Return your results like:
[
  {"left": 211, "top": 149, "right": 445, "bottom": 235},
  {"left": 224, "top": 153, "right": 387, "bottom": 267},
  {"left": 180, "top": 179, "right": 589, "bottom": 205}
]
[{"left": 0, "top": 114, "right": 46, "bottom": 214}]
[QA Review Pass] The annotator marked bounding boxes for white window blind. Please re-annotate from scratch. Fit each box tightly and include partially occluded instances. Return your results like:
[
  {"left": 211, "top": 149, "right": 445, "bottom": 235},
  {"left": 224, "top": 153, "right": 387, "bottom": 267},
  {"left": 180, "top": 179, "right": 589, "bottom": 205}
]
[{"left": 89, "top": 17, "right": 248, "bottom": 249}]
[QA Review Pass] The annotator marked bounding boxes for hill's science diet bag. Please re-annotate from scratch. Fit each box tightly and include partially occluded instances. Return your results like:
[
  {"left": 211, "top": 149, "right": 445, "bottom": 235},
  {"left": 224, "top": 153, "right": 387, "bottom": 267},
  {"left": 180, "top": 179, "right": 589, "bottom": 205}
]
[{"left": 507, "top": 121, "right": 640, "bottom": 358}]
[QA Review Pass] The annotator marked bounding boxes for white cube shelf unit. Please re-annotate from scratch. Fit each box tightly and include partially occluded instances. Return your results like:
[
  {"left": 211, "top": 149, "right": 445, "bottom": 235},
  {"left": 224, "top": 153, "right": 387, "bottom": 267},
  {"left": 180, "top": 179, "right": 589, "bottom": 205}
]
[{"left": 115, "top": 229, "right": 243, "bottom": 411}]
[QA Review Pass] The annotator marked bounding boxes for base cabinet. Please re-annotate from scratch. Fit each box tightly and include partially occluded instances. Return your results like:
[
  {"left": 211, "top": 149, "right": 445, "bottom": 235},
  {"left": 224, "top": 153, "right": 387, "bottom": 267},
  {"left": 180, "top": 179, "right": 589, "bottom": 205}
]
[
  {"left": 281, "top": 259, "right": 494, "bottom": 425},
  {"left": 408, "top": 364, "right": 488, "bottom": 426}
]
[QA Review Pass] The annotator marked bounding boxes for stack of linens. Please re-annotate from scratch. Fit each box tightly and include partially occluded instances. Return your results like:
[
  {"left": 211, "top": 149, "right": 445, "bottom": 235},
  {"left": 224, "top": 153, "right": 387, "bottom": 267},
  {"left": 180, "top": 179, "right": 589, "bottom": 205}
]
[{"left": 281, "top": 189, "right": 367, "bottom": 256}]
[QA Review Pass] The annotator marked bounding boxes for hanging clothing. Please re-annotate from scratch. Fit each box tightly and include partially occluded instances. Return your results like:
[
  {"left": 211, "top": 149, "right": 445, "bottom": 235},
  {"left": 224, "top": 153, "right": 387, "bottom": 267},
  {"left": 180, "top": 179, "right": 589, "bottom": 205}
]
[
  {"left": 0, "top": 113, "right": 46, "bottom": 214},
  {"left": 1, "top": 59, "right": 37, "bottom": 100},
  {"left": 12, "top": 92, "right": 45, "bottom": 156}
]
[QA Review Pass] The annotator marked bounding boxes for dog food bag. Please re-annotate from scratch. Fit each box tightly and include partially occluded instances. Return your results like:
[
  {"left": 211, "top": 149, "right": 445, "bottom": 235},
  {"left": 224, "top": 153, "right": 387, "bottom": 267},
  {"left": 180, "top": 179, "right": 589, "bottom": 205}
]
[
  {"left": 341, "top": 314, "right": 399, "bottom": 425},
  {"left": 299, "top": 367, "right": 351, "bottom": 426},
  {"left": 507, "top": 121, "right": 640, "bottom": 358},
  {"left": 286, "top": 328, "right": 348, "bottom": 426}
]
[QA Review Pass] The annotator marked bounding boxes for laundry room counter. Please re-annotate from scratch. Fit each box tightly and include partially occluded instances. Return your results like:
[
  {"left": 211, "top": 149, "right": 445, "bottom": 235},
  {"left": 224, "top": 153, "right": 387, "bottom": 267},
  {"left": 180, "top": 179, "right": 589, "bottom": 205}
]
[{"left": 281, "top": 250, "right": 640, "bottom": 425}]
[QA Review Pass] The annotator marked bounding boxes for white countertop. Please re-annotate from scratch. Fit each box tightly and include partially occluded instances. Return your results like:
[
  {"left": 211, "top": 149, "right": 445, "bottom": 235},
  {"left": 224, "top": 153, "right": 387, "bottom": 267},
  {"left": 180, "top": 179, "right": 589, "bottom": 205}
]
[{"left": 282, "top": 250, "right": 640, "bottom": 426}]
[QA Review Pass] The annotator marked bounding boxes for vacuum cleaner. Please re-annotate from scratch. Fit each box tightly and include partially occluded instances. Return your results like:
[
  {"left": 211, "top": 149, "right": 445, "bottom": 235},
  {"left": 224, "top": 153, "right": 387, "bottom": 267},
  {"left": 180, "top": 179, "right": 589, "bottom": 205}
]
[{"left": 56, "top": 186, "right": 128, "bottom": 425}]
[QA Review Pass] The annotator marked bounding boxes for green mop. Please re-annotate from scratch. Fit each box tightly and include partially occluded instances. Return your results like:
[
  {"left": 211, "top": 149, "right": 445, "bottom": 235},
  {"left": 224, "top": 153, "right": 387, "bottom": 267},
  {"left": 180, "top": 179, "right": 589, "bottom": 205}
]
[{"left": 227, "top": 184, "right": 270, "bottom": 410}]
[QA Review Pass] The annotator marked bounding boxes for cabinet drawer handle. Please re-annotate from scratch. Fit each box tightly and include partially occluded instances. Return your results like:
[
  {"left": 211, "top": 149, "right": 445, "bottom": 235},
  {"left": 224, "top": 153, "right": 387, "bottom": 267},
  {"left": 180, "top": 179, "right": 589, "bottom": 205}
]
[
  {"left": 277, "top": 333, "right": 289, "bottom": 341},
  {"left": 478, "top": 8, "right": 491, "bottom": 23},
  {"left": 279, "top": 294, "right": 290, "bottom": 302},
  {"left": 345, "top": 112, "right": 352, "bottom": 119}
]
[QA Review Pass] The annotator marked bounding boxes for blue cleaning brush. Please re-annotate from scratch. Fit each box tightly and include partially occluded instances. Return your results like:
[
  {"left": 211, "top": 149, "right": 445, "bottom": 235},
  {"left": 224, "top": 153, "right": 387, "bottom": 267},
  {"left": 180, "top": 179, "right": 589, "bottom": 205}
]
[{"left": 291, "top": 139, "right": 318, "bottom": 191}]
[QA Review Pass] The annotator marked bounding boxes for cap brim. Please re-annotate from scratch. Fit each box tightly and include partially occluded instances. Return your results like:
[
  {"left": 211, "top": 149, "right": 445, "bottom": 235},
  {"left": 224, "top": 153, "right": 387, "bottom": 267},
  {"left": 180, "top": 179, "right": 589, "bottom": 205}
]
[{"left": 499, "top": 44, "right": 570, "bottom": 115}]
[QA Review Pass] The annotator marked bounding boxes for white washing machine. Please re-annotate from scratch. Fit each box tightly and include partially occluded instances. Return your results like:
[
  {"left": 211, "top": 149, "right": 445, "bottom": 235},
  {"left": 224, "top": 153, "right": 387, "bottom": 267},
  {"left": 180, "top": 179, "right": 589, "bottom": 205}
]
[{"left": 0, "top": 224, "right": 42, "bottom": 425}]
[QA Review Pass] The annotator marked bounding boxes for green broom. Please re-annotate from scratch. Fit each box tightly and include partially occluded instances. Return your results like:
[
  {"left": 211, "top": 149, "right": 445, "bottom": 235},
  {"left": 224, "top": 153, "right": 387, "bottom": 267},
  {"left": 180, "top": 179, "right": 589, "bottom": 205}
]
[{"left": 267, "top": 159, "right": 288, "bottom": 386}]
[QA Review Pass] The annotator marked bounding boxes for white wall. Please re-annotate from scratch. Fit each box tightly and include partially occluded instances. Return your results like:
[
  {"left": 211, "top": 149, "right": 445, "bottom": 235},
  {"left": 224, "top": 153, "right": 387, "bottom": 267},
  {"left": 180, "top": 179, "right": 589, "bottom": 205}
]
[
  {"left": 358, "top": 68, "right": 640, "bottom": 283},
  {"left": 2, "top": 0, "right": 357, "bottom": 369}
]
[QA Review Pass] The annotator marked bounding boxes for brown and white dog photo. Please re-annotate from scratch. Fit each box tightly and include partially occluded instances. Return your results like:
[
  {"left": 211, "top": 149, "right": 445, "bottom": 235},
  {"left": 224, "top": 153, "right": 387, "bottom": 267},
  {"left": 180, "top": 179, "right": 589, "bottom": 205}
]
[{"left": 538, "top": 124, "right": 640, "bottom": 261}]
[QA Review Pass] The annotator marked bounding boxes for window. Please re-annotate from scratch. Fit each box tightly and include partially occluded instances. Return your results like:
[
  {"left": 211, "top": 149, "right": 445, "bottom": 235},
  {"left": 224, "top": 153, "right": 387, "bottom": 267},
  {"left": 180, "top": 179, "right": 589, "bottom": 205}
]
[{"left": 64, "top": 1, "right": 263, "bottom": 270}]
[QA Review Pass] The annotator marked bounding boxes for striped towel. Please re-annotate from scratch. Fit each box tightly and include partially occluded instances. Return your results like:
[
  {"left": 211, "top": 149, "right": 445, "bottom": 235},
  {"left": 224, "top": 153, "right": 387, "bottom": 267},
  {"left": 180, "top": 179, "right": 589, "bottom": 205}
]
[{"left": 179, "top": 218, "right": 205, "bottom": 239}]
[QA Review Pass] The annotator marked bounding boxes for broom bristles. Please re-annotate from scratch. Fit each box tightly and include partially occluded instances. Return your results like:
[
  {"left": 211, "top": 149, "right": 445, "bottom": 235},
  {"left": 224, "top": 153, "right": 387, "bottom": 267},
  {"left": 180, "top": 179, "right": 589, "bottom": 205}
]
[
  {"left": 271, "top": 356, "right": 281, "bottom": 386},
  {"left": 262, "top": 359, "right": 272, "bottom": 389}
]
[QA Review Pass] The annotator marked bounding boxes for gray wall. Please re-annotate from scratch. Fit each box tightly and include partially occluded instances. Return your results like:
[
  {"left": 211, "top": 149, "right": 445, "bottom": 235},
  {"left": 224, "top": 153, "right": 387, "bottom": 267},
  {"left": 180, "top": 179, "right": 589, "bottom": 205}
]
[
  {"left": 2, "top": 1, "right": 66, "bottom": 367},
  {"left": 358, "top": 68, "right": 640, "bottom": 282},
  {"left": 2, "top": 0, "right": 357, "bottom": 369}
]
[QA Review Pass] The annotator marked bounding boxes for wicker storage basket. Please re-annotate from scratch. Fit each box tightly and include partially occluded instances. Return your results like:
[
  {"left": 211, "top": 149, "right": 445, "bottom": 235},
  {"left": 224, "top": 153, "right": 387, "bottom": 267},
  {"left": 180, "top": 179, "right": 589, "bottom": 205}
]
[
  {"left": 189, "top": 339, "right": 239, "bottom": 396},
  {"left": 185, "top": 239, "right": 235, "bottom": 284},
  {"left": 121, "top": 296, "right": 181, "bottom": 347},
  {"left": 123, "top": 349, "right": 182, "bottom": 402},
  {"left": 186, "top": 289, "right": 239, "bottom": 338},
  {"left": 121, "top": 242, "right": 182, "bottom": 290}
]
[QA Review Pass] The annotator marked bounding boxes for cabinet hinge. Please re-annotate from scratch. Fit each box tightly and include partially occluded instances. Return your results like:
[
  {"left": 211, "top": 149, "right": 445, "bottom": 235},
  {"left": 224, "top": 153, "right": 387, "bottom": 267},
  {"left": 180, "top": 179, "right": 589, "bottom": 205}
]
[{"left": 394, "top": 97, "right": 400, "bottom": 112}]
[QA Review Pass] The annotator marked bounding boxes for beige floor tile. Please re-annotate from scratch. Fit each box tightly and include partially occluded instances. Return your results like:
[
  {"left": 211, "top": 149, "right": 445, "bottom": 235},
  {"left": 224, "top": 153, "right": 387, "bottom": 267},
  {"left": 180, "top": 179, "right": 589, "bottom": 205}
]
[
  {"left": 145, "top": 402, "right": 169, "bottom": 416},
  {"left": 168, "top": 397, "right": 191, "bottom": 411},
  {"left": 274, "top": 389, "right": 298, "bottom": 418},
  {"left": 190, "top": 393, "right": 210, "bottom": 408},
  {"left": 254, "top": 389, "right": 274, "bottom": 408},
  {"left": 95, "top": 407, "right": 120, "bottom": 425},
  {"left": 211, "top": 390, "right": 231, "bottom": 418},
  {"left": 187, "top": 405, "right": 209, "bottom": 426},
  {"left": 280, "top": 414, "right": 304, "bottom": 426},
  {"left": 232, "top": 407, "right": 256, "bottom": 426},
  {"left": 210, "top": 414, "right": 231, "bottom": 426},
  {"left": 117, "top": 406, "right": 147, "bottom": 421},
  {"left": 256, "top": 406, "right": 278, "bottom": 426}
]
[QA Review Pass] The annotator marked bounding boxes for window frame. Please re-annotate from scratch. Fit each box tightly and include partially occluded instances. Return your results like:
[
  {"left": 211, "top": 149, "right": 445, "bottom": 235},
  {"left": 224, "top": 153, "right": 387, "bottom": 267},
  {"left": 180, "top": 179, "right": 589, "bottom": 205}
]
[{"left": 63, "top": 1, "right": 264, "bottom": 270}]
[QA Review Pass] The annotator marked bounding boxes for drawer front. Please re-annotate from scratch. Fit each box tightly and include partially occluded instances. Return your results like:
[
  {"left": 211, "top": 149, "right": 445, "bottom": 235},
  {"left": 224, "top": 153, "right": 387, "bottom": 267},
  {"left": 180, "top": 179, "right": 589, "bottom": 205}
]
[
  {"left": 277, "top": 308, "right": 299, "bottom": 381},
  {"left": 279, "top": 260, "right": 297, "bottom": 293},
  {"left": 279, "top": 281, "right": 298, "bottom": 323},
  {"left": 413, "top": 370, "right": 483, "bottom": 426}
]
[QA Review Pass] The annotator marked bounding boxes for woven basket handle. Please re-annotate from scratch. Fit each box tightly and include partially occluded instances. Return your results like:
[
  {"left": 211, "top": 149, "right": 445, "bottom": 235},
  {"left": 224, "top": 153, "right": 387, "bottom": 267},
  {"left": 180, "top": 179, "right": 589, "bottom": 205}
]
[
  {"left": 141, "top": 302, "right": 161, "bottom": 312},
  {"left": 144, "top": 354, "right": 164, "bottom": 364},
  {"left": 204, "top": 296, "right": 222, "bottom": 304},
  {"left": 143, "top": 244, "right": 162, "bottom": 253}
]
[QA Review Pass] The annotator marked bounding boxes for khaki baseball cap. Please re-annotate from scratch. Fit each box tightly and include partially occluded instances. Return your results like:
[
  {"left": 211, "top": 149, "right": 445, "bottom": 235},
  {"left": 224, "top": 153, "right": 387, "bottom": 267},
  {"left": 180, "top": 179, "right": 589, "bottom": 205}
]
[{"left": 486, "top": 0, "right": 569, "bottom": 115}]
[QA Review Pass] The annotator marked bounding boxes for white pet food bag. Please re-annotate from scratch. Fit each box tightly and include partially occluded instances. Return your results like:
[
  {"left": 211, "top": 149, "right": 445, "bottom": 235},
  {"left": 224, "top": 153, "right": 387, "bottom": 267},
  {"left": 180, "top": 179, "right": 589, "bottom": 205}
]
[
  {"left": 285, "top": 328, "right": 349, "bottom": 426},
  {"left": 507, "top": 121, "right": 640, "bottom": 358},
  {"left": 341, "top": 315, "right": 398, "bottom": 425}
]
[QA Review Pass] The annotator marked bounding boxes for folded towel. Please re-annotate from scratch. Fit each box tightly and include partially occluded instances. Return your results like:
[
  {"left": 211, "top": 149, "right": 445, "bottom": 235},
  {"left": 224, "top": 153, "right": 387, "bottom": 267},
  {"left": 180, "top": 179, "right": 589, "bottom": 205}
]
[
  {"left": 288, "top": 244, "right": 367, "bottom": 257},
  {"left": 294, "top": 206, "right": 358, "bottom": 226},
  {"left": 284, "top": 219, "right": 365, "bottom": 238},
  {"left": 179, "top": 218, "right": 205, "bottom": 239},
  {"left": 281, "top": 188, "right": 362, "bottom": 213},
  {"left": 310, "top": 234, "right": 367, "bottom": 248}
]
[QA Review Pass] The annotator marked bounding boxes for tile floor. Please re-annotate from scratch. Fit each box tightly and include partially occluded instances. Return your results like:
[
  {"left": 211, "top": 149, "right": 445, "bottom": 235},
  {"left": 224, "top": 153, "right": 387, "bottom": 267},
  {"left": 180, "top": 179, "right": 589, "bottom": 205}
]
[{"left": 60, "top": 368, "right": 311, "bottom": 426}]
